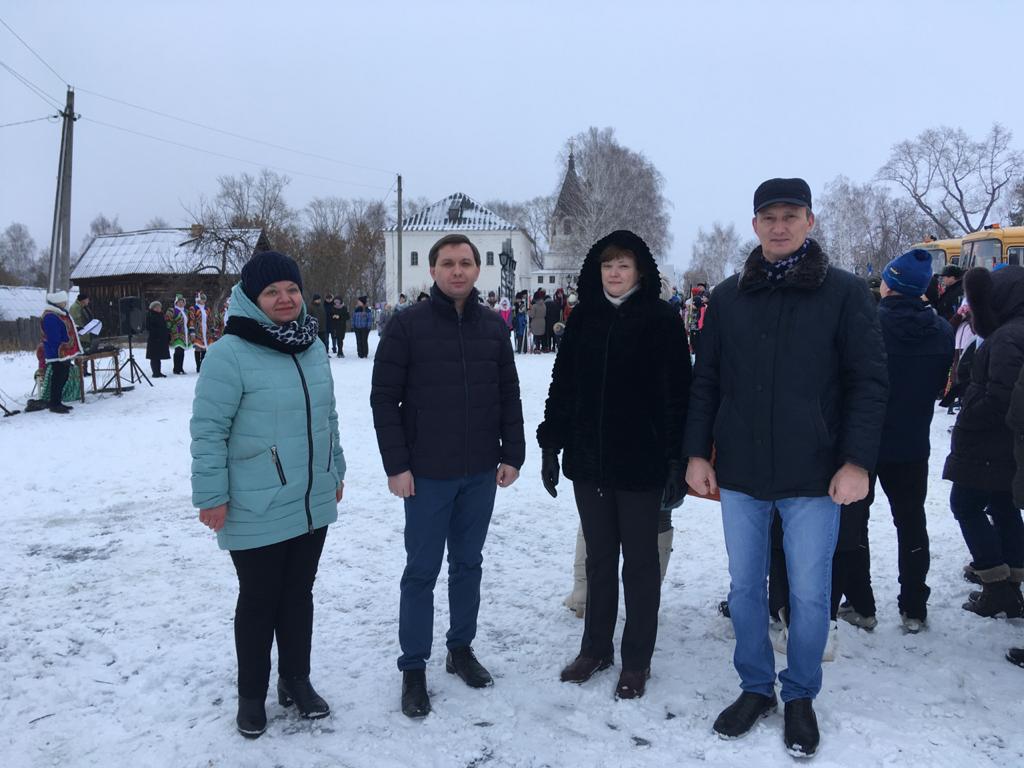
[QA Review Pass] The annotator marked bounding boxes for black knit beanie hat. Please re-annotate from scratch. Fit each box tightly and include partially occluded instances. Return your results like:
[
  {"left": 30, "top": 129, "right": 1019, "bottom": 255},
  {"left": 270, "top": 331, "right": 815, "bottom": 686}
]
[{"left": 241, "top": 251, "right": 303, "bottom": 302}]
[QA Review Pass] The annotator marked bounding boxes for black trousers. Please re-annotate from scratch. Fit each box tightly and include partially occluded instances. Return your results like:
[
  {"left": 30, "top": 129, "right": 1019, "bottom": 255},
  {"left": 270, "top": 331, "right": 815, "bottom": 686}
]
[
  {"left": 229, "top": 527, "right": 328, "bottom": 699},
  {"left": 355, "top": 328, "right": 370, "bottom": 358},
  {"left": 150, "top": 358, "right": 163, "bottom": 376},
  {"left": 49, "top": 360, "right": 70, "bottom": 406},
  {"left": 173, "top": 347, "right": 185, "bottom": 373},
  {"left": 318, "top": 332, "right": 329, "bottom": 352},
  {"left": 573, "top": 482, "right": 662, "bottom": 671},
  {"left": 194, "top": 348, "right": 206, "bottom": 373}
]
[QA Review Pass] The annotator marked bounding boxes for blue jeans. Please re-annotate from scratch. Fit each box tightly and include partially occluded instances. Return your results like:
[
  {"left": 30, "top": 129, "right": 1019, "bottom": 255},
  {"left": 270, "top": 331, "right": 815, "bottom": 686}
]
[
  {"left": 720, "top": 489, "right": 840, "bottom": 702},
  {"left": 950, "top": 483, "right": 1024, "bottom": 570},
  {"left": 397, "top": 470, "right": 497, "bottom": 671}
]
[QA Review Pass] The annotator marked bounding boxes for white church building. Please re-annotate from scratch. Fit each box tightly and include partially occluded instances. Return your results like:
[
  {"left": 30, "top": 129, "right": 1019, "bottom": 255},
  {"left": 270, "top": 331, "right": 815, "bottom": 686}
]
[{"left": 383, "top": 193, "right": 534, "bottom": 302}]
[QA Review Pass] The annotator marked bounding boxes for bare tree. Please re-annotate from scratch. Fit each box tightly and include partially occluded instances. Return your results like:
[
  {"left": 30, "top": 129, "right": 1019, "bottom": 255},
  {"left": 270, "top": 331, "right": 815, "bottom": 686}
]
[
  {"left": 484, "top": 195, "right": 553, "bottom": 270},
  {"left": 145, "top": 216, "right": 171, "bottom": 229},
  {"left": 685, "top": 222, "right": 744, "bottom": 287},
  {"left": 1007, "top": 178, "right": 1024, "bottom": 226},
  {"left": 559, "top": 127, "right": 672, "bottom": 268},
  {"left": 301, "top": 197, "right": 386, "bottom": 306},
  {"left": 78, "top": 212, "right": 123, "bottom": 257},
  {"left": 215, "top": 169, "right": 297, "bottom": 243},
  {"left": 0, "top": 223, "right": 40, "bottom": 285},
  {"left": 877, "top": 123, "right": 1022, "bottom": 237}
]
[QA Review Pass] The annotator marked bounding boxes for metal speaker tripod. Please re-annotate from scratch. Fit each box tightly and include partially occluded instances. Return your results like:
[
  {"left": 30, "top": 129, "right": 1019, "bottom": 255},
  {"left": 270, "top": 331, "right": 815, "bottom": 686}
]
[{"left": 118, "top": 334, "right": 152, "bottom": 387}]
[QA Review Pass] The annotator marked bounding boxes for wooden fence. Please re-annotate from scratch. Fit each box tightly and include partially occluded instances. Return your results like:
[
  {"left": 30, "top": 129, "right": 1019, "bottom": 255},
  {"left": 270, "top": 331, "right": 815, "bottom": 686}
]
[{"left": 0, "top": 318, "right": 42, "bottom": 352}]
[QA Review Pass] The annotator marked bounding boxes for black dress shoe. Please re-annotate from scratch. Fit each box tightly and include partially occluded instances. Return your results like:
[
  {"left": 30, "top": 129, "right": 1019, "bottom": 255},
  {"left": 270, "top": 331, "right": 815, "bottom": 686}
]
[
  {"left": 560, "top": 655, "right": 613, "bottom": 683},
  {"left": 236, "top": 696, "right": 267, "bottom": 739},
  {"left": 784, "top": 698, "right": 820, "bottom": 758},
  {"left": 446, "top": 646, "right": 493, "bottom": 688},
  {"left": 49, "top": 404, "right": 72, "bottom": 414},
  {"left": 1007, "top": 647, "right": 1024, "bottom": 668},
  {"left": 401, "top": 669, "right": 431, "bottom": 718},
  {"left": 713, "top": 691, "right": 778, "bottom": 739},
  {"left": 614, "top": 668, "right": 650, "bottom": 699},
  {"left": 277, "top": 676, "right": 330, "bottom": 719}
]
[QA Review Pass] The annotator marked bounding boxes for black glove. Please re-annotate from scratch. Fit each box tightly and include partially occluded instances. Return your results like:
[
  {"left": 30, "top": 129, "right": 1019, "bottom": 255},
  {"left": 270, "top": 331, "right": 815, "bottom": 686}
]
[
  {"left": 661, "top": 459, "right": 686, "bottom": 510},
  {"left": 541, "top": 449, "right": 560, "bottom": 498}
]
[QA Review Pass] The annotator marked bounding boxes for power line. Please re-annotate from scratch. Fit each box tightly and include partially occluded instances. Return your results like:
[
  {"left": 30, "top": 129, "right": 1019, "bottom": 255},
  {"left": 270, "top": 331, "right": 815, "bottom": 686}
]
[
  {"left": 81, "top": 116, "right": 392, "bottom": 192},
  {"left": 0, "top": 60, "right": 63, "bottom": 110},
  {"left": 77, "top": 86, "right": 397, "bottom": 177},
  {"left": 0, "top": 15, "right": 67, "bottom": 85},
  {"left": 0, "top": 114, "right": 58, "bottom": 128}
]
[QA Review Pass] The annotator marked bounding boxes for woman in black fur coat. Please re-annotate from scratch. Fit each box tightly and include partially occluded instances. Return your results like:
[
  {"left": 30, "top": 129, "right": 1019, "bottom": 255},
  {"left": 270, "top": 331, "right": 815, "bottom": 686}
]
[{"left": 537, "top": 229, "right": 691, "bottom": 699}]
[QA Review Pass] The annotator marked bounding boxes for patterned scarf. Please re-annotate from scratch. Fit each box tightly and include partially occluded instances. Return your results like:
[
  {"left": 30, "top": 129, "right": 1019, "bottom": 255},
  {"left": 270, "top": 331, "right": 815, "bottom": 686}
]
[
  {"left": 225, "top": 314, "right": 320, "bottom": 354},
  {"left": 762, "top": 239, "right": 810, "bottom": 284}
]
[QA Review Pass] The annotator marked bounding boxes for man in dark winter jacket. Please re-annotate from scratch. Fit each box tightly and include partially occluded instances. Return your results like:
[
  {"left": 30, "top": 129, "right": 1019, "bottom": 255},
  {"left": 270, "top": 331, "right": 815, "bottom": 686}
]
[
  {"left": 685, "top": 178, "right": 888, "bottom": 758},
  {"left": 370, "top": 233, "right": 526, "bottom": 720},
  {"left": 836, "top": 249, "right": 953, "bottom": 633},
  {"left": 309, "top": 294, "right": 328, "bottom": 350},
  {"left": 943, "top": 265, "right": 1024, "bottom": 619},
  {"left": 935, "top": 264, "right": 964, "bottom": 323}
]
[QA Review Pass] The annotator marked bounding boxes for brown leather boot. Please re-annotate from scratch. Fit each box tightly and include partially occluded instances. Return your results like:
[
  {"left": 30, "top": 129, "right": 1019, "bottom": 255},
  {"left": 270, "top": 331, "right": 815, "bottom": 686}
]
[
  {"left": 560, "top": 655, "right": 613, "bottom": 683},
  {"left": 614, "top": 668, "right": 651, "bottom": 699}
]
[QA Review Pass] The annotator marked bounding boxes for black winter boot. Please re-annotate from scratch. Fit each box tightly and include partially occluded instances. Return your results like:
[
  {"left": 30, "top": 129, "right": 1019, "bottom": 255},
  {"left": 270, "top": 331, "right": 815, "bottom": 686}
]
[
  {"left": 236, "top": 696, "right": 267, "bottom": 738},
  {"left": 713, "top": 691, "right": 778, "bottom": 739},
  {"left": 446, "top": 646, "right": 493, "bottom": 688},
  {"left": 1007, "top": 648, "right": 1024, "bottom": 668},
  {"left": 277, "top": 676, "right": 330, "bottom": 719},
  {"left": 784, "top": 698, "right": 820, "bottom": 758},
  {"left": 401, "top": 670, "right": 431, "bottom": 718}
]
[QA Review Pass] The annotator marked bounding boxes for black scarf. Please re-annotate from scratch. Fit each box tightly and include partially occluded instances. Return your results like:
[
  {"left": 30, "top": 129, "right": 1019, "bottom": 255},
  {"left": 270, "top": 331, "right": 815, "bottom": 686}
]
[
  {"left": 224, "top": 314, "right": 319, "bottom": 354},
  {"left": 761, "top": 239, "right": 811, "bottom": 284}
]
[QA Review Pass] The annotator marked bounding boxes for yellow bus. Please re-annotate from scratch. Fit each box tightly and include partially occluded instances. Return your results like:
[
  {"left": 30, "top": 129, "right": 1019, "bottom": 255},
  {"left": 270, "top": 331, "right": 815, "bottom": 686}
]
[
  {"left": 911, "top": 237, "right": 961, "bottom": 272},
  {"left": 959, "top": 224, "right": 1024, "bottom": 269}
]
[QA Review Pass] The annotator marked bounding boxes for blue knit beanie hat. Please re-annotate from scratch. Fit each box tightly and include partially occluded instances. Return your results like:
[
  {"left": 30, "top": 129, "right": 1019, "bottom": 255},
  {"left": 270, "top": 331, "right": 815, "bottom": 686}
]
[
  {"left": 241, "top": 251, "right": 303, "bottom": 302},
  {"left": 882, "top": 248, "right": 932, "bottom": 297}
]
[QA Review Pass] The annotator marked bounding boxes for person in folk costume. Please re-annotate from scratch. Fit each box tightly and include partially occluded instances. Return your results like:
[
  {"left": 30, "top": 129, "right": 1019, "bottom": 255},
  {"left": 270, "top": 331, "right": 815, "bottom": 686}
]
[
  {"left": 189, "top": 292, "right": 220, "bottom": 373},
  {"left": 38, "top": 290, "right": 83, "bottom": 413},
  {"left": 146, "top": 300, "right": 171, "bottom": 377},
  {"left": 166, "top": 294, "right": 190, "bottom": 374}
]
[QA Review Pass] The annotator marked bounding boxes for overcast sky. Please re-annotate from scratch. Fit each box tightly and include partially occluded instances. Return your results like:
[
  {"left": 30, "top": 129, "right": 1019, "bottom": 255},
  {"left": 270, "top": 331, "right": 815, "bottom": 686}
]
[{"left": 3, "top": 0, "right": 1023, "bottom": 272}]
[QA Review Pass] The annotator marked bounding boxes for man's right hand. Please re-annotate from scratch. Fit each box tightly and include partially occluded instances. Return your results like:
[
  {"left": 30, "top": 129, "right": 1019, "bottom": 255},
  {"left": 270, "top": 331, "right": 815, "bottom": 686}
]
[
  {"left": 388, "top": 471, "right": 415, "bottom": 498},
  {"left": 685, "top": 457, "right": 718, "bottom": 497},
  {"left": 541, "top": 449, "right": 560, "bottom": 498}
]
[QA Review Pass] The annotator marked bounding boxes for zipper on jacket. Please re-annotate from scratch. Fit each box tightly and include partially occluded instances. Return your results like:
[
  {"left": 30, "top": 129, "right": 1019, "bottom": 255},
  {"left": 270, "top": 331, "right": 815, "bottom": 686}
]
[
  {"left": 596, "top": 311, "right": 617, "bottom": 496},
  {"left": 327, "top": 433, "right": 333, "bottom": 473},
  {"left": 458, "top": 312, "right": 470, "bottom": 476},
  {"left": 291, "top": 354, "right": 316, "bottom": 535},
  {"left": 270, "top": 445, "right": 288, "bottom": 485}
]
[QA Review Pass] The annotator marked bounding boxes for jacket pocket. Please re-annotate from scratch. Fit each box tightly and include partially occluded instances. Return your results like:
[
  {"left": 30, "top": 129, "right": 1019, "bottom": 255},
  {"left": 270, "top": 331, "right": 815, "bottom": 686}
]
[{"left": 270, "top": 445, "right": 288, "bottom": 485}]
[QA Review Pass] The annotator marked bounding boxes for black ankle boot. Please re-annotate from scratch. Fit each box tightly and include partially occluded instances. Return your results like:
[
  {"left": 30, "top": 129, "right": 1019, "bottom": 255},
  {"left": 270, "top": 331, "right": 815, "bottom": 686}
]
[
  {"left": 236, "top": 696, "right": 267, "bottom": 738},
  {"left": 446, "top": 646, "right": 493, "bottom": 688},
  {"left": 784, "top": 698, "right": 820, "bottom": 757},
  {"left": 277, "top": 676, "right": 330, "bottom": 719},
  {"left": 401, "top": 670, "right": 431, "bottom": 718}
]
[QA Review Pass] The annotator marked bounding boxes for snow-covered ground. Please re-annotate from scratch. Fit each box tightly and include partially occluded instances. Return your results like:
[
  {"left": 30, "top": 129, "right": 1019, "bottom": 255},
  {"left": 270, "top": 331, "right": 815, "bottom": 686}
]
[{"left": 1, "top": 335, "right": 1022, "bottom": 768}]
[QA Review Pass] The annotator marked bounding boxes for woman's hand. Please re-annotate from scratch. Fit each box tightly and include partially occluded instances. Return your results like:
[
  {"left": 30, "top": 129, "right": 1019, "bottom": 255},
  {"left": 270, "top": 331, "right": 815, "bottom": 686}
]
[
  {"left": 336, "top": 482, "right": 345, "bottom": 503},
  {"left": 199, "top": 503, "right": 227, "bottom": 532}
]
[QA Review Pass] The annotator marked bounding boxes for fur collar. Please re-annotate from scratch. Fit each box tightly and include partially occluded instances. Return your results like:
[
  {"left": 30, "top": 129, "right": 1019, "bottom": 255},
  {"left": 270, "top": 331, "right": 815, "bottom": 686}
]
[{"left": 738, "top": 238, "right": 830, "bottom": 293}]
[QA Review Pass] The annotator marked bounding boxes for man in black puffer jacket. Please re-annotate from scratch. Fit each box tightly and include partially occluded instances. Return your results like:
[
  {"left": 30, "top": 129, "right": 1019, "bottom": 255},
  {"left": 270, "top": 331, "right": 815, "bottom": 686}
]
[
  {"left": 370, "top": 234, "right": 525, "bottom": 719},
  {"left": 943, "top": 265, "right": 1024, "bottom": 619},
  {"left": 685, "top": 178, "right": 888, "bottom": 758}
]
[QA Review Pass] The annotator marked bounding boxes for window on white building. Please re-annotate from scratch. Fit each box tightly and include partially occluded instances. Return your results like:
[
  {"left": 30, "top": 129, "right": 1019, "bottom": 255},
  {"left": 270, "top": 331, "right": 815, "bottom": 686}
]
[
  {"left": 538, "top": 276, "right": 544, "bottom": 285},
  {"left": 549, "top": 275, "right": 555, "bottom": 284},
  {"left": 410, "top": 251, "right": 418, "bottom": 266},
  {"left": 486, "top": 251, "right": 494, "bottom": 266}
]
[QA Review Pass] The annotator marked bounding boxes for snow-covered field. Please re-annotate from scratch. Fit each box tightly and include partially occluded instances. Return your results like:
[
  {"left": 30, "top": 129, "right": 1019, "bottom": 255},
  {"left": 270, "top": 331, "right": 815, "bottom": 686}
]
[{"left": 1, "top": 335, "right": 1022, "bottom": 768}]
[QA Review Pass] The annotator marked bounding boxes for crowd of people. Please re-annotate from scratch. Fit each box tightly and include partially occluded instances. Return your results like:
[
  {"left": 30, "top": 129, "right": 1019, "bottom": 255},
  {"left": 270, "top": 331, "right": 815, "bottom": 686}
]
[{"left": 181, "top": 178, "right": 1024, "bottom": 759}]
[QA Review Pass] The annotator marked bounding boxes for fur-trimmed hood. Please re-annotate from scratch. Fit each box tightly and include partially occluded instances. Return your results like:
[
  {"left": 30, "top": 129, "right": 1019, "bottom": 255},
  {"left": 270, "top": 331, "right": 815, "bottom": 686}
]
[
  {"left": 737, "top": 239, "right": 830, "bottom": 293},
  {"left": 576, "top": 230, "right": 662, "bottom": 306},
  {"left": 964, "top": 265, "right": 1024, "bottom": 338}
]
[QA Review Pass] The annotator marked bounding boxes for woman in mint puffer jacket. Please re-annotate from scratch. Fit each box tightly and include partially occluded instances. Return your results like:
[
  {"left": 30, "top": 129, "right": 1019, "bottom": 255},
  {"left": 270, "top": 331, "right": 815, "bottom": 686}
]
[{"left": 190, "top": 251, "right": 346, "bottom": 739}]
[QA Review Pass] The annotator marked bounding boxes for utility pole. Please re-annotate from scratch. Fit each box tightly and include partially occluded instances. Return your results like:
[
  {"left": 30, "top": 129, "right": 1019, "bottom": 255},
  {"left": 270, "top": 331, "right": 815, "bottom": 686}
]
[
  {"left": 47, "top": 87, "right": 77, "bottom": 292},
  {"left": 396, "top": 173, "right": 403, "bottom": 297}
]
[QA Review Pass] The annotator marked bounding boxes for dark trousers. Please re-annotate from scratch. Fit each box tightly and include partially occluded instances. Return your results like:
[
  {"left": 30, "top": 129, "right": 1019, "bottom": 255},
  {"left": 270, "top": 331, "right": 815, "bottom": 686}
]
[
  {"left": 398, "top": 470, "right": 497, "bottom": 671},
  {"left": 355, "top": 328, "right": 370, "bottom": 358},
  {"left": 49, "top": 360, "right": 70, "bottom": 406},
  {"left": 173, "top": 347, "right": 185, "bottom": 373},
  {"left": 194, "top": 348, "right": 206, "bottom": 373},
  {"left": 332, "top": 330, "right": 344, "bottom": 355},
  {"left": 150, "top": 358, "right": 163, "bottom": 376},
  {"left": 574, "top": 481, "right": 662, "bottom": 671},
  {"left": 229, "top": 527, "right": 328, "bottom": 699},
  {"left": 318, "top": 332, "right": 329, "bottom": 352},
  {"left": 872, "top": 461, "right": 932, "bottom": 618},
  {"left": 951, "top": 483, "right": 1024, "bottom": 570}
]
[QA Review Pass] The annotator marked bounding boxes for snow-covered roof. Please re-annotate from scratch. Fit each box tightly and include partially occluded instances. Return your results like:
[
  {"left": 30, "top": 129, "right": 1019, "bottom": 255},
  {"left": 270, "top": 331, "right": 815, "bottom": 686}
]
[
  {"left": 385, "top": 193, "right": 518, "bottom": 232},
  {"left": 0, "top": 285, "right": 80, "bottom": 321},
  {"left": 71, "top": 228, "right": 264, "bottom": 280}
]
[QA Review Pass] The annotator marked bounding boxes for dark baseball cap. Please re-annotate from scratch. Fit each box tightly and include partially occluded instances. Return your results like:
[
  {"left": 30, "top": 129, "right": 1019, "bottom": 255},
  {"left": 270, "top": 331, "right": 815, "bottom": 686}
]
[{"left": 753, "top": 178, "right": 812, "bottom": 213}]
